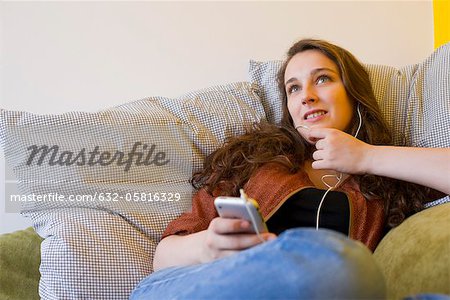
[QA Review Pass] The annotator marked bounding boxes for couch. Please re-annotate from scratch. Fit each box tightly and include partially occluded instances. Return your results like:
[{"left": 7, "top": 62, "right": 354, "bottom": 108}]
[
  {"left": 1, "top": 43, "right": 449, "bottom": 300},
  {"left": 1, "top": 202, "right": 449, "bottom": 300}
]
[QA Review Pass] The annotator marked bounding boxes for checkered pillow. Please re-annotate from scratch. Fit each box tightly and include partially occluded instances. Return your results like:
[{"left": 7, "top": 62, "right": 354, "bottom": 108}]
[
  {"left": 0, "top": 82, "right": 265, "bottom": 299},
  {"left": 249, "top": 43, "right": 450, "bottom": 148}
]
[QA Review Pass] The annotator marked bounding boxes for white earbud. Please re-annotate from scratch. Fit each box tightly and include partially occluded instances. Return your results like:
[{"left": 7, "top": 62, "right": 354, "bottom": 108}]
[{"left": 295, "top": 124, "right": 310, "bottom": 130}]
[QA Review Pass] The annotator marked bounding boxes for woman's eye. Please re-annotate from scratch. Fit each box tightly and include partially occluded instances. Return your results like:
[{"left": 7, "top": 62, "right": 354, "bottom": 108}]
[
  {"left": 316, "top": 75, "right": 330, "bottom": 85},
  {"left": 288, "top": 85, "right": 299, "bottom": 94}
]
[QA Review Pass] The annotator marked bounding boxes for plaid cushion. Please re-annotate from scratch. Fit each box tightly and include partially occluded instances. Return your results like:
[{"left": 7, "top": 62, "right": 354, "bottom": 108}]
[
  {"left": 0, "top": 82, "right": 265, "bottom": 299},
  {"left": 249, "top": 42, "right": 450, "bottom": 148}
]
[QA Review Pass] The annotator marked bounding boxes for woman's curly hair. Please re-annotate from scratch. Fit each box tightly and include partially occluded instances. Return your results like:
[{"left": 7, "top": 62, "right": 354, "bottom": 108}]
[{"left": 192, "top": 39, "right": 432, "bottom": 228}]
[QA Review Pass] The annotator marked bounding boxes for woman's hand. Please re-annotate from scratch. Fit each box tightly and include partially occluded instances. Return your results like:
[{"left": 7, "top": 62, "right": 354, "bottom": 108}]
[
  {"left": 308, "top": 128, "right": 373, "bottom": 174},
  {"left": 200, "top": 217, "right": 276, "bottom": 263},
  {"left": 307, "top": 128, "right": 450, "bottom": 194},
  {"left": 153, "top": 219, "right": 276, "bottom": 271}
]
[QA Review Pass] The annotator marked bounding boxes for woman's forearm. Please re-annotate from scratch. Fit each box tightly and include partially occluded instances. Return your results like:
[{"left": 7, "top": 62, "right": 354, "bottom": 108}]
[
  {"left": 365, "top": 146, "right": 450, "bottom": 195},
  {"left": 308, "top": 129, "right": 449, "bottom": 194},
  {"left": 153, "top": 231, "right": 207, "bottom": 272}
]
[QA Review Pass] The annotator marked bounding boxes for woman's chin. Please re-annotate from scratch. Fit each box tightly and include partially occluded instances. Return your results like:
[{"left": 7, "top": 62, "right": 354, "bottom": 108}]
[{"left": 297, "top": 130, "right": 318, "bottom": 145}]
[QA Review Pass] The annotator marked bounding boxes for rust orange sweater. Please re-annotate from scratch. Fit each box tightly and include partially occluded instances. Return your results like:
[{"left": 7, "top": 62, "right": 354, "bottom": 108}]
[{"left": 163, "top": 163, "right": 386, "bottom": 251}]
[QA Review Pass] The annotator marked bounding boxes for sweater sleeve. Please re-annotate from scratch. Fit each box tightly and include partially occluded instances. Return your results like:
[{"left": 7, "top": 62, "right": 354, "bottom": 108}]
[{"left": 162, "top": 188, "right": 219, "bottom": 239}]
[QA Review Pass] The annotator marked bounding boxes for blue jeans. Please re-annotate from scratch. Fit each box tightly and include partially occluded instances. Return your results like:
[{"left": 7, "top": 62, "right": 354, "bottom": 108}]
[{"left": 130, "top": 228, "right": 386, "bottom": 299}]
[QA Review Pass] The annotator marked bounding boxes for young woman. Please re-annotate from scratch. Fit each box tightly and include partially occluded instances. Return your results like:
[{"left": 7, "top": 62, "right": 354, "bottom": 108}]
[{"left": 130, "top": 39, "right": 449, "bottom": 299}]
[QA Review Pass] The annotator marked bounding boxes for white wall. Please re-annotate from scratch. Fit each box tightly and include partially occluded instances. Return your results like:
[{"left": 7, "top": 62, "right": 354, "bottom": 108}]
[{"left": 0, "top": 1, "right": 434, "bottom": 233}]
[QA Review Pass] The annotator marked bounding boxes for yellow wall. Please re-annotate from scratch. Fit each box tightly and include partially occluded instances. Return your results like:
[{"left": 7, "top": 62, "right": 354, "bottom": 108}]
[{"left": 434, "top": 0, "right": 450, "bottom": 48}]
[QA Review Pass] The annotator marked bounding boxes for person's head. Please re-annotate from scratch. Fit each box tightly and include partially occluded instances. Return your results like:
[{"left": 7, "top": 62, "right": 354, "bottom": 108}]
[{"left": 277, "top": 39, "right": 391, "bottom": 145}]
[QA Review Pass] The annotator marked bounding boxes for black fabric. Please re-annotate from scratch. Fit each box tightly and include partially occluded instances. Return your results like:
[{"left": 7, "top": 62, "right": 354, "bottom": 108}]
[{"left": 266, "top": 188, "right": 350, "bottom": 236}]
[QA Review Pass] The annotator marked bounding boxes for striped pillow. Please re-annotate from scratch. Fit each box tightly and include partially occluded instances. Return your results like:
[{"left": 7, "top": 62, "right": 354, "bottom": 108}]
[{"left": 0, "top": 82, "right": 265, "bottom": 299}]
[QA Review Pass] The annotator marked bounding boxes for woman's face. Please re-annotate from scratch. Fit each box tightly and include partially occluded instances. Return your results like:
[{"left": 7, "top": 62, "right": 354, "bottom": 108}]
[{"left": 284, "top": 50, "right": 354, "bottom": 142}]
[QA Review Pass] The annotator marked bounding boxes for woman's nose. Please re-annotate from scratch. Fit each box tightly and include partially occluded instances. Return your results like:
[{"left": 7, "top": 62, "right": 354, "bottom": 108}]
[
  {"left": 301, "top": 97, "right": 316, "bottom": 105},
  {"left": 300, "top": 86, "right": 317, "bottom": 105}
]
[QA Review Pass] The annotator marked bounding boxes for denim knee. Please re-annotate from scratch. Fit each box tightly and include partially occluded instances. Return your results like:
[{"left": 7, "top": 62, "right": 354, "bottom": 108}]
[
  {"left": 269, "top": 228, "right": 387, "bottom": 299},
  {"left": 131, "top": 228, "right": 386, "bottom": 299}
]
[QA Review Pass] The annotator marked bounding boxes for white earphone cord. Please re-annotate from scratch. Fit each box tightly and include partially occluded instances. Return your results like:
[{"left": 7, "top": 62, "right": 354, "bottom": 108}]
[{"left": 315, "top": 104, "right": 362, "bottom": 230}]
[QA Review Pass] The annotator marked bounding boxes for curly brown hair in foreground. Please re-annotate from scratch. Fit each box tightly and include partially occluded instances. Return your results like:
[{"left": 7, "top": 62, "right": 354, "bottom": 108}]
[{"left": 192, "top": 39, "right": 429, "bottom": 228}]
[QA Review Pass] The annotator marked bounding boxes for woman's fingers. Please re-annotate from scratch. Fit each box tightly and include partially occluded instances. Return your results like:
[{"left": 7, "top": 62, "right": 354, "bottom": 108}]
[
  {"left": 308, "top": 128, "right": 330, "bottom": 140},
  {"left": 209, "top": 217, "right": 251, "bottom": 234},
  {"left": 311, "top": 159, "right": 327, "bottom": 170},
  {"left": 314, "top": 138, "right": 325, "bottom": 150},
  {"left": 210, "top": 232, "right": 275, "bottom": 251},
  {"left": 204, "top": 218, "right": 277, "bottom": 261},
  {"left": 312, "top": 149, "right": 324, "bottom": 161}
]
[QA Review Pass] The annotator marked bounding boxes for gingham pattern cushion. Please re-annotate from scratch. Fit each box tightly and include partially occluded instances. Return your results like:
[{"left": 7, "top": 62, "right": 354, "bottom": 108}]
[
  {"left": 249, "top": 42, "right": 450, "bottom": 148},
  {"left": 0, "top": 82, "right": 266, "bottom": 299}
]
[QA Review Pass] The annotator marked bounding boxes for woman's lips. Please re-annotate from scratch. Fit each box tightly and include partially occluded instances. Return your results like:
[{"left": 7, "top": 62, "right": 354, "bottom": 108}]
[{"left": 304, "top": 110, "right": 327, "bottom": 122}]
